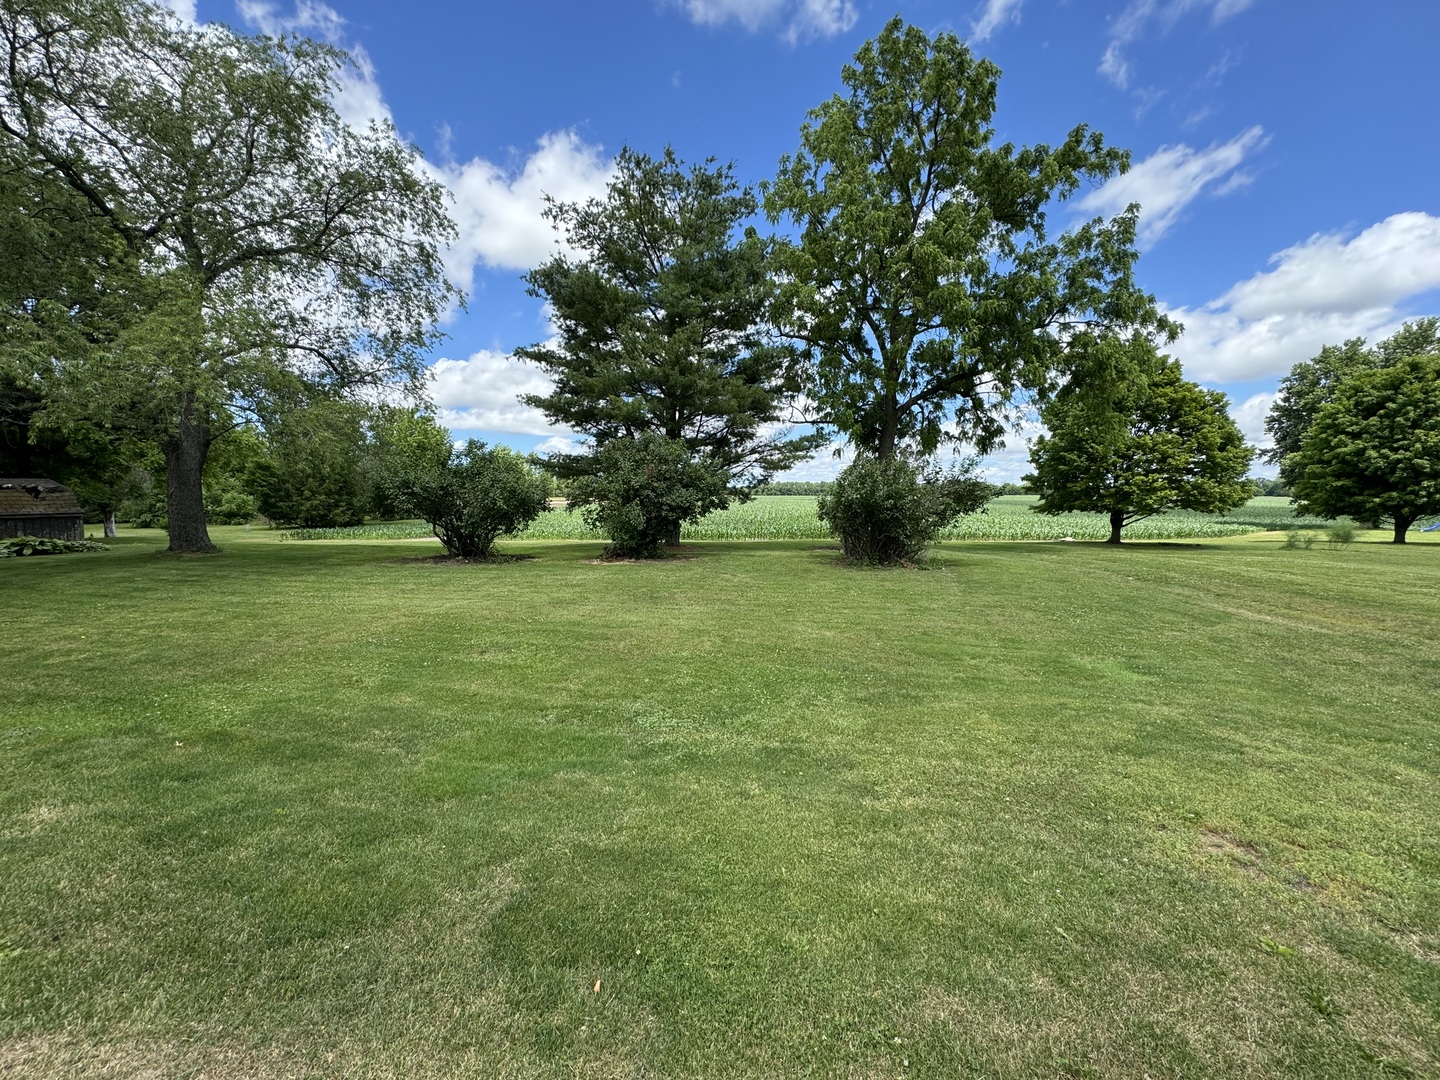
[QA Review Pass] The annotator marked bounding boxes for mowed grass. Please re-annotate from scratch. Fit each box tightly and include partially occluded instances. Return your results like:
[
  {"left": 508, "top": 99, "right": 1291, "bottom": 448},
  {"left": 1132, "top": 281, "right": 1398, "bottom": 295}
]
[
  {"left": 1, "top": 529, "right": 1438, "bottom": 1078},
  {"left": 284, "top": 494, "right": 1335, "bottom": 543}
]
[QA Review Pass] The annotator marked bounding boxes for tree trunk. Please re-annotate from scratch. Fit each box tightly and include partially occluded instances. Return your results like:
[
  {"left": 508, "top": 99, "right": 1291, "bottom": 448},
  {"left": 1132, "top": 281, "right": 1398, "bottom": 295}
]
[
  {"left": 103, "top": 510, "right": 117, "bottom": 538},
  {"left": 162, "top": 398, "right": 216, "bottom": 553},
  {"left": 877, "top": 402, "right": 899, "bottom": 463},
  {"left": 1106, "top": 509, "right": 1125, "bottom": 544},
  {"left": 666, "top": 521, "right": 682, "bottom": 547},
  {"left": 1393, "top": 515, "right": 1414, "bottom": 544}
]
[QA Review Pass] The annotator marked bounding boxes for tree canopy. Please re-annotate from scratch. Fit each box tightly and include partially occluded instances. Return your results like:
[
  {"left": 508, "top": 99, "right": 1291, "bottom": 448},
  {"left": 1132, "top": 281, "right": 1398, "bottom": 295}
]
[
  {"left": 518, "top": 146, "right": 822, "bottom": 545},
  {"left": 1290, "top": 355, "right": 1440, "bottom": 543},
  {"left": 1264, "top": 319, "right": 1440, "bottom": 489},
  {"left": 763, "top": 17, "right": 1173, "bottom": 464},
  {"left": 245, "top": 401, "right": 370, "bottom": 529},
  {"left": 0, "top": 0, "right": 457, "bottom": 551},
  {"left": 1026, "top": 355, "right": 1253, "bottom": 543}
]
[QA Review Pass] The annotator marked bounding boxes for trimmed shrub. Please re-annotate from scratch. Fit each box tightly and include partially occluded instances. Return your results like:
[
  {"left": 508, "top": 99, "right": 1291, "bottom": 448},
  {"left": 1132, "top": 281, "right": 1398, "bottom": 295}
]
[
  {"left": 818, "top": 457, "right": 992, "bottom": 564},
  {"left": 565, "top": 436, "right": 730, "bottom": 559},
  {"left": 383, "top": 440, "right": 550, "bottom": 559}
]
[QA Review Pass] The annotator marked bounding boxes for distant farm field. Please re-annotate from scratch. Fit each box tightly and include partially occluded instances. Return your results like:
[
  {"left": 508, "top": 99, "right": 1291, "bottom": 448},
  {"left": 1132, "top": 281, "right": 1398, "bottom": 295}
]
[
  {"left": 2, "top": 528, "right": 1437, "bottom": 1078},
  {"left": 284, "top": 494, "right": 1343, "bottom": 543}
]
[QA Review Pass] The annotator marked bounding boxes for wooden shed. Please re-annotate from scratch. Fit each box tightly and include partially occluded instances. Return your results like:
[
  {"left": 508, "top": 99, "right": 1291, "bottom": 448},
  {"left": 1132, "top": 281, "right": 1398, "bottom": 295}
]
[{"left": 0, "top": 478, "right": 85, "bottom": 540}]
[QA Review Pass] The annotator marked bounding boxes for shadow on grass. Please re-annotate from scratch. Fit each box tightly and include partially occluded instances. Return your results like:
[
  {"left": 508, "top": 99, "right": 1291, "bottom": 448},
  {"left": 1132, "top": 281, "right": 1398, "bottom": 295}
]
[{"left": 387, "top": 553, "right": 538, "bottom": 566}]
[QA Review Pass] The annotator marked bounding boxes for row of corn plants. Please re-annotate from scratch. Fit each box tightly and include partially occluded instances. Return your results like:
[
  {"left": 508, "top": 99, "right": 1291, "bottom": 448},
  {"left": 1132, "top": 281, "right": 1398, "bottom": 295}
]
[{"left": 284, "top": 496, "right": 1340, "bottom": 543}]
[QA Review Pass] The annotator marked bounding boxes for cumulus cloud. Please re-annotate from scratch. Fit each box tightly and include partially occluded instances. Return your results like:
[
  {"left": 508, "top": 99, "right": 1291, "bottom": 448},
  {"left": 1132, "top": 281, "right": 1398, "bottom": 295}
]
[
  {"left": 675, "top": 0, "right": 857, "bottom": 44},
  {"left": 971, "top": 0, "right": 1025, "bottom": 41},
  {"left": 773, "top": 440, "right": 854, "bottom": 482},
  {"left": 1229, "top": 391, "right": 1275, "bottom": 449},
  {"left": 1076, "top": 126, "right": 1268, "bottom": 245},
  {"left": 1100, "top": 0, "right": 1257, "bottom": 89},
  {"left": 428, "top": 350, "right": 568, "bottom": 436},
  {"left": 1215, "top": 212, "right": 1440, "bottom": 318},
  {"left": 431, "top": 132, "right": 615, "bottom": 289},
  {"left": 533, "top": 436, "right": 589, "bottom": 457},
  {"left": 236, "top": 0, "right": 390, "bottom": 130},
  {"left": 156, "top": 0, "right": 197, "bottom": 21},
  {"left": 1168, "top": 212, "right": 1440, "bottom": 381},
  {"left": 234, "top": 3, "right": 614, "bottom": 298}
]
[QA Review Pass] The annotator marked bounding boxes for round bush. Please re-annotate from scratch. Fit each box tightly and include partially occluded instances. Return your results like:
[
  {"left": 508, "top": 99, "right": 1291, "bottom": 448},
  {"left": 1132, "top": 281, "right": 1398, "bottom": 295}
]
[
  {"left": 566, "top": 436, "right": 730, "bottom": 559},
  {"left": 818, "top": 457, "right": 991, "bottom": 564},
  {"left": 384, "top": 441, "right": 551, "bottom": 559}
]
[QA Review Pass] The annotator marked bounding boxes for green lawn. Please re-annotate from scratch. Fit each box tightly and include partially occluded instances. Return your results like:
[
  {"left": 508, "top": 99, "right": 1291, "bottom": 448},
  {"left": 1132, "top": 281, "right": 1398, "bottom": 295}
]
[{"left": 2, "top": 530, "right": 1437, "bottom": 1077}]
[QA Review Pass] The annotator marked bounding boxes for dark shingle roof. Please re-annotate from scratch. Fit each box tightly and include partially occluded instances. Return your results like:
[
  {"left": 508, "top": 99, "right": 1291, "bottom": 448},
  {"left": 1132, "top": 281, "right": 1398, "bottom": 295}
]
[{"left": 0, "top": 478, "right": 84, "bottom": 516}]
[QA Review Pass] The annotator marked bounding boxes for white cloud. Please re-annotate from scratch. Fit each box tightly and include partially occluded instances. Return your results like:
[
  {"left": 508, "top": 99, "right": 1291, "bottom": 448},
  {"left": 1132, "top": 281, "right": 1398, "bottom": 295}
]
[
  {"left": 1075, "top": 126, "right": 1268, "bottom": 245},
  {"left": 156, "top": 0, "right": 197, "bottom": 21},
  {"left": 675, "top": 0, "right": 857, "bottom": 43},
  {"left": 533, "top": 436, "right": 589, "bottom": 457},
  {"left": 428, "top": 350, "right": 569, "bottom": 436},
  {"left": 774, "top": 440, "right": 853, "bottom": 482},
  {"left": 236, "top": 1, "right": 392, "bottom": 130},
  {"left": 237, "top": 0, "right": 346, "bottom": 40},
  {"left": 1230, "top": 391, "right": 1275, "bottom": 448},
  {"left": 1210, "top": 0, "right": 1257, "bottom": 18},
  {"left": 1168, "top": 212, "right": 1440, "bottom": 381},
  {"left": 1169, "top": 305, "right": 1404, "bottom": 383},
  {"left": 1100, "top": 0, "right": 1256, "bottom": 89},
  {"left": 431, "top": 132, "right": 614, "bottom": 290},
  {"left": 971, "top": 0, "right": 1024, "bottom": 41},
  {"left": 771, "top": 418, "right": 1046, "bottom": 485},
  {"left": 234, "top": 4, "right": 614, "bottom": 297},
  {"left": 1216, "top": 212, "right": 1440, "bottom": 318}
]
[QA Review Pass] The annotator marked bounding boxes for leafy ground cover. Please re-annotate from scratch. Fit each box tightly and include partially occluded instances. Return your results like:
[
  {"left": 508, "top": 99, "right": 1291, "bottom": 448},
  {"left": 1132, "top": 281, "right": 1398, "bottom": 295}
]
[
  {"left": 2, "top": 529, "right": 1437, "bottom": 1077},
  {"left": 283, "top": 494, "right": 1334, "bottom": 543}
]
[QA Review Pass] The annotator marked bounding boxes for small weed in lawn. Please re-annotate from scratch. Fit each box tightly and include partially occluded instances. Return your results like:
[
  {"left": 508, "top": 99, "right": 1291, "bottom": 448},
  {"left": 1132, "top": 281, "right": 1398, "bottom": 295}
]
[
  {"left": 1306, "top": 988, "right": 1343, "bottom": 1019},
  {"left": 1326, "top": 522, "right": 1358, "bottom": 548}
]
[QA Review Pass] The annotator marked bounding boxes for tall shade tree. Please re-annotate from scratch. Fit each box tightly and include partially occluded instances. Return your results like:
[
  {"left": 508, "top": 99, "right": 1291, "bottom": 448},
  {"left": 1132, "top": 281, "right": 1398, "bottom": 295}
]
[
  {"left": 517, "top": 147, "right": 823, "bottom": 545},
  {"left": 0, "top": 0, "right": 457, "bottom": 552},
  {"left": 1290, "top": 355, "right": 1440, "bottom": 544},
  {"left": 1264, "top": 318, "right": 1440, "bottom": 489},
  {"left": 763, "top": 17, "right": 1173, "bottom": 464},
  {"left": 1025, "top": 355, "right": 1254, "bottom": 544}
]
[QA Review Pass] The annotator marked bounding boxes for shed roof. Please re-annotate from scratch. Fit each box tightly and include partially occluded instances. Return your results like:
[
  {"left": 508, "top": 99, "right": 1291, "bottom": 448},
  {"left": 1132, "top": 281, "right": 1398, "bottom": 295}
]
[{"left": 0, "top": 478, "right": 84, "bottom": 516}]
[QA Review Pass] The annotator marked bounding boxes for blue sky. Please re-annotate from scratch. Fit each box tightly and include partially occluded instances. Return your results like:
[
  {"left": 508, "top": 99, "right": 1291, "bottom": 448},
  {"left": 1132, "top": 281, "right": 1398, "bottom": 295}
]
[{"left": 181, "top": 0, "right": 1440, "bottom": 480}]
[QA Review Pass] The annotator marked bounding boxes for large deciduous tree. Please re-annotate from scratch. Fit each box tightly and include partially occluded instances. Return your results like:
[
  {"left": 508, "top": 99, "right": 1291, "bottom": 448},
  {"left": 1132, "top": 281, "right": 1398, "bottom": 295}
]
[
  {"left": 518, "top": 147, "right": 823, "bottom": 547},
  {"left": 1025, "top": 354, "right": 1254, "bottom": 543},
  {"left": 763, "top": 17, "right": 1172, "bottom": 464},
  {"left": 1264, "top": 319, "right": 1440, "bottom": 490},
  {"left": 1290, "top": 355, "right": 1440, "bottom": 544},
  {"left": 0, "top": 0, "right": 457, "bottom": 552}
]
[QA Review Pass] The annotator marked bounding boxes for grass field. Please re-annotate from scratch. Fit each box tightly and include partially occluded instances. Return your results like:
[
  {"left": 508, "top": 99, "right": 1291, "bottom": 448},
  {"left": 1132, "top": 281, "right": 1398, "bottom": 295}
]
[
  {"left": 2, "top": 528, "right": 1438, "bottom": 1077},
  {"left": 282, "top": 494, "right": 1348, "bottom": 543}
]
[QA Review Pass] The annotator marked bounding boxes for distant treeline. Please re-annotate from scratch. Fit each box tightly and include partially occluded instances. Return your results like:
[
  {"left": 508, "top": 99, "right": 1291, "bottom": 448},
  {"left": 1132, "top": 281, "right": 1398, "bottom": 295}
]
[
  {"left": 758, "top": 480, "right": 1032, "bottom": 496},
  {"left": 1250, "top": 478, "right": 1292, "bottom": 497},
  {"left": 756, "top": 481, "right": 835, "bottom": 495}
]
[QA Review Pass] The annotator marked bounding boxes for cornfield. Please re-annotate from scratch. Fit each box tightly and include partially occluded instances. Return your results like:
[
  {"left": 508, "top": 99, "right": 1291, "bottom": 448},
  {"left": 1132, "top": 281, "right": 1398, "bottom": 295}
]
[{"left": 286, "top": 495, "right": 1334, "bottom": 543}]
